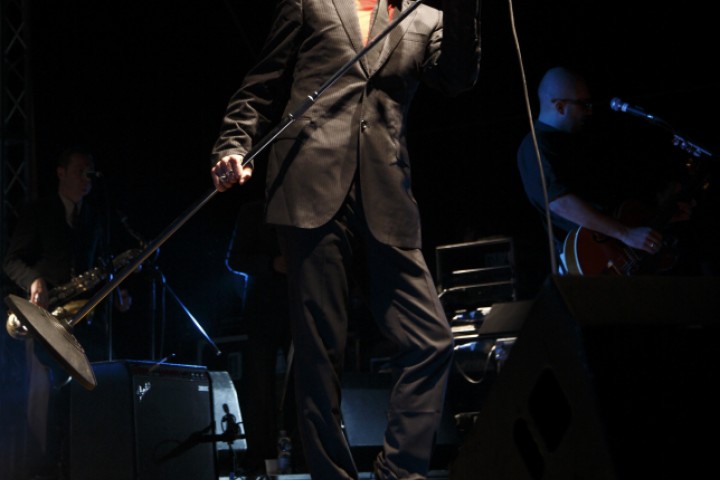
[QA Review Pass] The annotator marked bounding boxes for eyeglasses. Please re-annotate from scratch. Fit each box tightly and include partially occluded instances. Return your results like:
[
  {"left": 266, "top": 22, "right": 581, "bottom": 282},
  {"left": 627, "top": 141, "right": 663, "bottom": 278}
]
[{"left": 552, "top": 98, "right": 593, "bottom": 110}]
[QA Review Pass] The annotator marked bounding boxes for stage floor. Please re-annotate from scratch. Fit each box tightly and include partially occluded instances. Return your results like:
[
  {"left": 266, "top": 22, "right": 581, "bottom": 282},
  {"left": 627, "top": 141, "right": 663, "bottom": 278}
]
[{"left": 218, "top": 471, "right": 450, "bottom": 480}]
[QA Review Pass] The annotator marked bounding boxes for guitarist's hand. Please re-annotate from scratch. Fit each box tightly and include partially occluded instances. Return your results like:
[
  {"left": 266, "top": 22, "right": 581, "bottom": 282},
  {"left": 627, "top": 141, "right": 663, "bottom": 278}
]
[{"left": 620, "top": 226, "right": 663, "bottom": 254}]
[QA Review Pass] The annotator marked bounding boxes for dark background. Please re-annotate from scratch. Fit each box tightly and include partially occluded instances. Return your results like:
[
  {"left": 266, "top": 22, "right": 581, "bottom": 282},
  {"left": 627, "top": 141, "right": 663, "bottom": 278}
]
[{"left": 18, "top": 0, "right": 720, "bottom": 362}]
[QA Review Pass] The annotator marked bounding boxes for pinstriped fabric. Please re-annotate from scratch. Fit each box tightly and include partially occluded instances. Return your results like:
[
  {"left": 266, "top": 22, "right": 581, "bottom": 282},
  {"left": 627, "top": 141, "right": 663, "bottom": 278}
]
[
  {"left": 213, "top": 0, "right": 481, "bottom": 249},
  {"left": 211, "top": 2, "right": 482, "bottom": 479}
]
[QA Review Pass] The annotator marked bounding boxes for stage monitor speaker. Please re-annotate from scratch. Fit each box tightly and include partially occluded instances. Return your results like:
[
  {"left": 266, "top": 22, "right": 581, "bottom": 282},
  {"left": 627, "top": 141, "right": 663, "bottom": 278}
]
[
  {"left": 341, "top": 372, "right": 460, "bottom": 472},
  {"left": 209, "top": 370, "right": 247, "bottom": 452},
  {"left": 69, "top": 360, "right": 218, "bottom": 480},
  {"left": 208, "top": 370, "right": 247, "bottom": 477},
  {"left": 450, "top": 275, "right": 720, "bottom": 480}
]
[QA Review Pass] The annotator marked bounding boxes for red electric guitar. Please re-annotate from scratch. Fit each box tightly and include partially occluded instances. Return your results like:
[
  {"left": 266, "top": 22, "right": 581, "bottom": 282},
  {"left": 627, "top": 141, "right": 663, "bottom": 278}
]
[
  {"left": 561, "top": 200, "right": 679, "bottom": 275},
  {"left": 562, "top": 157, "right": 709, "bottom": 276}
]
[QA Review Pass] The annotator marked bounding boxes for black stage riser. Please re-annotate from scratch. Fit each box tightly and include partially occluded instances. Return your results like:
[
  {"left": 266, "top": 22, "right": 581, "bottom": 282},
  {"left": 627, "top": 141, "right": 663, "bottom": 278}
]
[{"left": 450, "top": 275, "right": 720, "bottom": 480}]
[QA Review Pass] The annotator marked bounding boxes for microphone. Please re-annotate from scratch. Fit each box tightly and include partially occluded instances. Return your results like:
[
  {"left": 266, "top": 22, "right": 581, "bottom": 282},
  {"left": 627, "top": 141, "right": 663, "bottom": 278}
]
[
  {"left": 610, "top": 98, "right": 663, "bottom": 124},
  {"left": 85, "top": 170, "right": 103, "bottom": 179}
]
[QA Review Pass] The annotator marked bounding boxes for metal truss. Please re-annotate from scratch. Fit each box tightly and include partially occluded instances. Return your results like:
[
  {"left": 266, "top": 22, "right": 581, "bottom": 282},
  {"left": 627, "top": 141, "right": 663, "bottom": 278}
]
[
  {"left": 1, "top": 0, "right": 34, "bottom": 291},
  {"left": 1, "top": 2, "right": 33, "bottom": 477}
]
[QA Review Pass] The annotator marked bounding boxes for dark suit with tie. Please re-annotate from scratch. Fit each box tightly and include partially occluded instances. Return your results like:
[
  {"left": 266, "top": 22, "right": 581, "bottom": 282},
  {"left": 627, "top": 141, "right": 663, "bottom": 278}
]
[
  {"left": 3, "top": 193, "right": 106, "bottom": 478},
  {"left": 3, "top": 193, "right": 102, "bottom": 292},
  {"left": 212, "top": 1, "right": 481, "bottom": 478}
]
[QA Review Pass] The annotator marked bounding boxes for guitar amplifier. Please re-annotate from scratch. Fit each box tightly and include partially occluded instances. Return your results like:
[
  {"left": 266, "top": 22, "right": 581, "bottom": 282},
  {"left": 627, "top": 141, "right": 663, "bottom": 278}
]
[
  {"left": 69, "top": 361, "right": 218, "bottom": 480},
  {"left": 435, "top": 237, "right": 517, "bottom": 314}
]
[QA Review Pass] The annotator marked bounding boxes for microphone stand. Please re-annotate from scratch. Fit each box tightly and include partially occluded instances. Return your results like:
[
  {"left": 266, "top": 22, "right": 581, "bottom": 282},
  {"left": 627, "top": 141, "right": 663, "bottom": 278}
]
[
  {"left": 118, "top": 212, "right": 221, "bottom": 360},
  {"left": 231, "top": 0, "right": 427, "bottom": 171},
  {"left": 70, "top": 0, "right": 425, "bottom": 335},
  {"left": 155, "top": 266, "right": 221, "bottom": 359},
  {"left": 672, "top": 133, "right": 714, "bottom": 159},
  {"left": 90, "top": 172, "right": 118, "bottom": 362},
  {"left": 5, "top": 0, "right": 425, "bottom": 390},
  {"left": 612, "top": 101, "right": 715, "bottom": 159}
]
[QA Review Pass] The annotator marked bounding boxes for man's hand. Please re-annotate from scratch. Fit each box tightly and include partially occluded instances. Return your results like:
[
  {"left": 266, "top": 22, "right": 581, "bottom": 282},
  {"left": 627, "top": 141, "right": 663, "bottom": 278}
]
[
  {"left": 619, "top": 226, "right": 663, "bottom": 254},
  {"left": 551, "top": 194, "right": 664, "bottom": 255},
  {"left": 212, "top": 154, "right": 253, "bottom": 191}
]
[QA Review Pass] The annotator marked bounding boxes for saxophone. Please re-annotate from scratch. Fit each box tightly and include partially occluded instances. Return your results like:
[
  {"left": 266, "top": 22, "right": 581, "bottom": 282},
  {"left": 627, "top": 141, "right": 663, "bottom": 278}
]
[{"left": 5, "top": 249, "right": 141, "bottom": 340}]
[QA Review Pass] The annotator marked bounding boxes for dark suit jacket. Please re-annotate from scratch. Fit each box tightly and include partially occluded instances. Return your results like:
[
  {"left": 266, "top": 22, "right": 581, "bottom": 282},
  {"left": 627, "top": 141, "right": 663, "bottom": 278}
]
[
  {"left": 3, "top": 193, "right": 103, "bottom": 293},
  {"left": 212, "top": 0, "right": 481, "bottom": 249}
]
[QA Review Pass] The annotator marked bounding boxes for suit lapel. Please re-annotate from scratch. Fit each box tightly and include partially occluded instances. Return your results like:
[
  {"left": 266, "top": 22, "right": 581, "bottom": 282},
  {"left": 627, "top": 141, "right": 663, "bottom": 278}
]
[
  {"left": 332, "top": 0, "right": 371, "bottom": 75},
  {"left": 331, "top": 0, "right": 419, "bottom": 77},
  {"left": 374, "top": 0, "right": 416, "bottom": 73}
]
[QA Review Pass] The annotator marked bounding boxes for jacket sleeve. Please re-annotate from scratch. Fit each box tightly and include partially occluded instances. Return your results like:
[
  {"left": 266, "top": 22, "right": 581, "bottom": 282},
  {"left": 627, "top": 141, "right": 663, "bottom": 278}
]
[
  {"left": 422, "top": 0, "right": 482, "bottom": 96},
  {"left": 211, "top": 0, "right": 304, "bottom": 164}
]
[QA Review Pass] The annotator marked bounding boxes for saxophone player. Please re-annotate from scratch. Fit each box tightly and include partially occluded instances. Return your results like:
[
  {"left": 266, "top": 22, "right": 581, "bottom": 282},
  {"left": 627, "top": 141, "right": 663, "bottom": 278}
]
[{"left": 2, "top": 146, "right": 132, "bottom": 480}]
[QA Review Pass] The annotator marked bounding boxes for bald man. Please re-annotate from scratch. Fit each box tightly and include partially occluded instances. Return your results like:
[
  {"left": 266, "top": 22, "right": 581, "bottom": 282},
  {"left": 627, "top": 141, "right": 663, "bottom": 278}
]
[{"left": 517, "top": 66, "right": 664, "bottom": 275}]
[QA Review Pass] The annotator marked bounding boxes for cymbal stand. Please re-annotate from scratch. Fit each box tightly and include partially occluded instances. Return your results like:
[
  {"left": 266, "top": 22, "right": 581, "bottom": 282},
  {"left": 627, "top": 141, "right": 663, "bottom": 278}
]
[
  {"left": 119, "top": 214, "right": 221, "bottom": 360},
  {"left": 156, "top": 266, "right": 221, "bottom": 360}
]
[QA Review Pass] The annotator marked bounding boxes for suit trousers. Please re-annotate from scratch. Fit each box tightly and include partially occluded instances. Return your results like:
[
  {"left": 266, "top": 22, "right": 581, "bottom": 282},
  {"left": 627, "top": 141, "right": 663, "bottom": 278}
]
[{"left": 277, "top": 182, "right": 454, "bottom": 480}]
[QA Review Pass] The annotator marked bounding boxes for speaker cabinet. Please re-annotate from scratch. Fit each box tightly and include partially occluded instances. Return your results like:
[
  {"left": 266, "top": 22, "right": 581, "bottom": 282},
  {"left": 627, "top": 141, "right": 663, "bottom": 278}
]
[
  {"left": 341, "top": 372, "right": 460, "bottom": 472},
  {"left": 208, "top": 370, "right": 247, "bottom": 476},
  {"left": 450, "top": 275, "right": 720, "bottom": 480},
  {"left": 69, "top": 361, "right": 218, "bottom": 480}
]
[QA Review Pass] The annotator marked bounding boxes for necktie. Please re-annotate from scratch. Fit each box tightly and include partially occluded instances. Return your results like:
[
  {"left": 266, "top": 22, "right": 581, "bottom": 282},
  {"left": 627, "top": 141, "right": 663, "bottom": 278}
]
[
  {"left": 367, "top": 0, "right": 388, "bottom": 67},
  {"left": 72, "top": 203, "right": 80, "bottom": 228}
]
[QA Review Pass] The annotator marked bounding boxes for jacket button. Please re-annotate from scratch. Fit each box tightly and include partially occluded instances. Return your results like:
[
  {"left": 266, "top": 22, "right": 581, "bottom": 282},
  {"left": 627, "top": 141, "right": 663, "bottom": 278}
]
[{"left": 360, "top": 120, "right": 368, "bottom": 132}]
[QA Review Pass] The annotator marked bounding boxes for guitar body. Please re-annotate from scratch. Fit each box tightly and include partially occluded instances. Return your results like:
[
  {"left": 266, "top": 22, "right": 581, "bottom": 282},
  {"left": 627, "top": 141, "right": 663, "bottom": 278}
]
[
  {"left": 563, "top": 228, "right": 633, "bottom": 275},
  {"left": 562, "top": 200, "right": 678, "bottom": 276}
]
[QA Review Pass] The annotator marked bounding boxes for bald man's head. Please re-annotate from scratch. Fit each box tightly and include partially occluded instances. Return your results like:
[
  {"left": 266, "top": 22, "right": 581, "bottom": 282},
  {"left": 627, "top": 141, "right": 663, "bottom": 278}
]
[{"left": 537, "top": 67, "right": 592, "bottom": 133}]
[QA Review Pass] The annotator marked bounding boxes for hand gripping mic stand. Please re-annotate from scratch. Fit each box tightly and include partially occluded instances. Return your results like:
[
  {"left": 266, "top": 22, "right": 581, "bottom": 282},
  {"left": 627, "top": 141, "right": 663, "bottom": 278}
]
[{"left": 3, "top": 0, "right": 429, "bottom": 390}]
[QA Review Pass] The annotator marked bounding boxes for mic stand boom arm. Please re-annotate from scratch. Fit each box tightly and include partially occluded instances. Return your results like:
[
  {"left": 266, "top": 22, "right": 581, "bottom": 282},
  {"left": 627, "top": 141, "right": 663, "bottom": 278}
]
[
  {"left": 69, "top": 0, "right": 427, "bottom": 327},
  {"left": 4, "top": 0, "right": 428, "bottom": 391}
]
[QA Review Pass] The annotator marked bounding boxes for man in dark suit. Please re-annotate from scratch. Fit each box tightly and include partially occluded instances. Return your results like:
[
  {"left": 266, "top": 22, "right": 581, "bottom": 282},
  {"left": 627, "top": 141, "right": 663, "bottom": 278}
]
[
  {"left": 210, "top": 1, "right": 481, "bottom": 478},
  {"left": 5, "top": 149, "right": 102, "bottom": 309},
  {"left": 3, "top": 147, "right": 132, "bottom": 479}
]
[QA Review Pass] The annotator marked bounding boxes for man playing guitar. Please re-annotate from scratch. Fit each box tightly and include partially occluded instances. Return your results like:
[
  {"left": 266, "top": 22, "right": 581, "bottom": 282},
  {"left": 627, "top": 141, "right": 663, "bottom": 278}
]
[
  {"left": 2, "top": 146, "right": 135, "bottom": 479},
  {"left": 516, "top": 67, "right": 670, "bottom": 276}
]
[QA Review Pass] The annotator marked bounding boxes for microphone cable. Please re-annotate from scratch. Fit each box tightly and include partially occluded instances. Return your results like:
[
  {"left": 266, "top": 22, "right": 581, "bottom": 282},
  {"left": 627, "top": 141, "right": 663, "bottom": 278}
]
[{"left": 506, "top": 0, "right": 558, "bottom": 275}]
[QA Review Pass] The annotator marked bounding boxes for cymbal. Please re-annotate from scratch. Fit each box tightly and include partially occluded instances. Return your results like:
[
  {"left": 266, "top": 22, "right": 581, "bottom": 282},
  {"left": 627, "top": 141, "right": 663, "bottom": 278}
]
[{"left": 4, "top": 294, "right": 96, "bottom": 390}]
